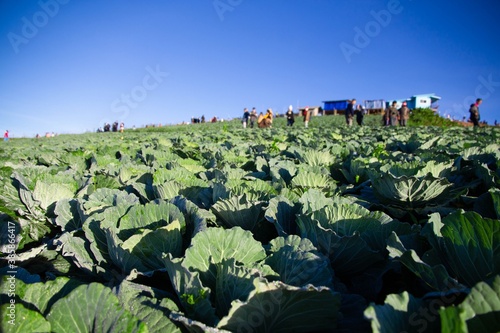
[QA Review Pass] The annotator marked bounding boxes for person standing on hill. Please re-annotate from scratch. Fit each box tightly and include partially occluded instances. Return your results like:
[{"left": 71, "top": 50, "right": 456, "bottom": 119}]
[
  {"left": 388, "top": 101, "right": 399, "bottom": 126},
  {"left": 303, "top": 106, "right": 311, "bottom": 128},
  {"left": 250, "top": 107, "right": 257, "bottom": 128},
  {"left": 345, "top": 99, "right": 356, "bottom": 126},
  {"left": 398, "top": 101, "right": 410, "bottom": 126},
  {"left": 257, "top": 112, "right": 265, "bottom": 128},
  {"left": 263, "top": 108, "right": 273, "bottom": 128},
  {"left": 257, "top": 110, "right": 273, "bottom": 128},
  {"left": 286, "top": 105, "right": 295, "bottom": 127},
  {"left": 242, "top": 108, "right": 250, "bottom": 128},
  {"left": 383, "top": 107, "right": 389, "bottom": 126},
  {"left": 356, "top": 105, "right": 365, "bottom": 126},
  {"left": 469, "top": 98, "right": 482, "bottom": 127},
  {"left": 4, "top": 130, "right": 8, "bottom": 142}
]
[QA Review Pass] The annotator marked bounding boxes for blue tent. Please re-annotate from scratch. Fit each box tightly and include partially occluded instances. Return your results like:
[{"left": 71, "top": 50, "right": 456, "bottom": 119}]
[{"left": 323, "top": 100, "right": 350, "bottom": 111}]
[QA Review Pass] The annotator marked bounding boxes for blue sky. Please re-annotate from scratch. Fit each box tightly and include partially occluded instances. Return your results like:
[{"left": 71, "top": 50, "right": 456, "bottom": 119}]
[{"left": 1, "top": 0, "right": 499, "bottom": 137}]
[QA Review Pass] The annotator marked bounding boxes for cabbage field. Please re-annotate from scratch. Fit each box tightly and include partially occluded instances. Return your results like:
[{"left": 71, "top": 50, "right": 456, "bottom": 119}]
[{"left": 1, "top": 115, "right": 499, "bottom": 332}]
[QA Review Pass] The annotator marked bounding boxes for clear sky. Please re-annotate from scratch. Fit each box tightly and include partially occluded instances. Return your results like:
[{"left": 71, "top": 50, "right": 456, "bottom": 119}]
[{"left": 1, "top": 0, "right": 499, "bottom": 137}]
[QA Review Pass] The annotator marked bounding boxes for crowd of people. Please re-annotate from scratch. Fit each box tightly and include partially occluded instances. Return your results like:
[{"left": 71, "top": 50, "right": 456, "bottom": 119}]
[
  {"left": 2, "top": 99, "right": 491, "bottom": 142},
  {"left": 240, "top": 103, "right": 365, "bottom": 129},
  {"left": 98, "top": 122, "right": 125, "bottom": 133},
  {"left": 35, "top": 132, "right": 56, "bottom": 138},
  {"left": 191, "top": 115, "right": 220, "bottom": 124},
  {"left": 241, "top": 106, "right": 316, "bottom": 129},
  {"left": 343, "top": 98, "right": 411, "bottom": 127},
  {"left": 241, "top": 107, "right": 275, "bottom": 128},
  {"left": 236, "top": 98, "right": 492, "bottom": 129},
  {"left": 93, "top": 98, "right": 490, "bottom": 133}
]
